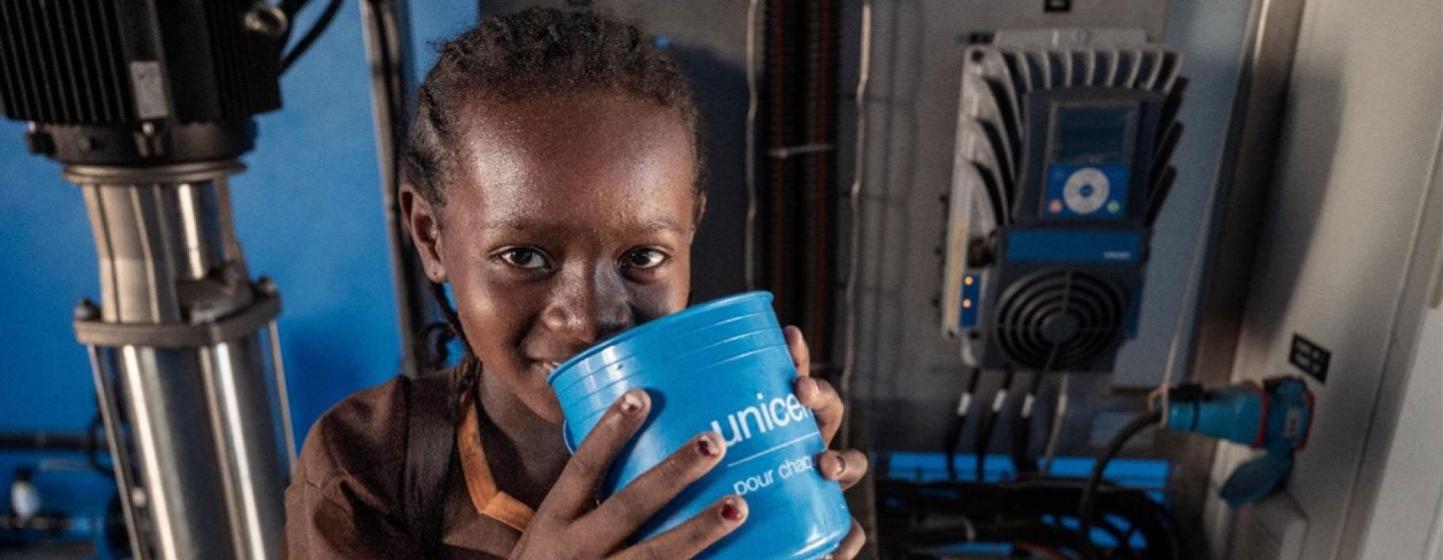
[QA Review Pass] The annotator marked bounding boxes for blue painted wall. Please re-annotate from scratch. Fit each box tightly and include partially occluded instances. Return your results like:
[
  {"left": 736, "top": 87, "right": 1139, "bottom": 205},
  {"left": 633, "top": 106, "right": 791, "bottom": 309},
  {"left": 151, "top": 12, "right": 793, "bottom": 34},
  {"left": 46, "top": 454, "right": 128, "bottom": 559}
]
[{"left": 1, "top": 2, "right": 476, "bottom": 459}]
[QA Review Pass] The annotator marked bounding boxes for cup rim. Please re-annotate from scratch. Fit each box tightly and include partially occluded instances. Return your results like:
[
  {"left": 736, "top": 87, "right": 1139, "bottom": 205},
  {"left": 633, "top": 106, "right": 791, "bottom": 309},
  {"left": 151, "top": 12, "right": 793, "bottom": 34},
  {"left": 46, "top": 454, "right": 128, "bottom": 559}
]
[
  {"left": 551, "top": 326, "right": 783, "bottom": 398},
  {"left": 546, "top": 291, "right": 774, "bottom": 387},
  {"left": 547, "top": 310, "right": 777, "bottom": 390}
]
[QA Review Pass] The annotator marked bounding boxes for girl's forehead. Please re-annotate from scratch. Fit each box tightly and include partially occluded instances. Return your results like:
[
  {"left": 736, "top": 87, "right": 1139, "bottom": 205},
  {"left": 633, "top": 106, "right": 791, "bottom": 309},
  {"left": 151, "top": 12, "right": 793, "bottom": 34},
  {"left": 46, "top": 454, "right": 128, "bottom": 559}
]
[
  {"left": 458, "top": 90, "right": 689, "bottom": 148},
  {"left": 446, "top": 92, "right": 698, "bottom": 232},
  {"left": 457, "top": 167, "right": 694, "bottom": 235}
]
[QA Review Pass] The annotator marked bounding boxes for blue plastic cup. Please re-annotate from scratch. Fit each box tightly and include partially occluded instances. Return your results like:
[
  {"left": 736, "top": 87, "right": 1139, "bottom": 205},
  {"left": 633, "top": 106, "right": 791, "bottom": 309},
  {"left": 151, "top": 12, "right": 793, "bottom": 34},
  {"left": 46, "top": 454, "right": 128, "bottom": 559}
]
[{"left": 547, "top": 292, "right": 851, "bottom": 559}]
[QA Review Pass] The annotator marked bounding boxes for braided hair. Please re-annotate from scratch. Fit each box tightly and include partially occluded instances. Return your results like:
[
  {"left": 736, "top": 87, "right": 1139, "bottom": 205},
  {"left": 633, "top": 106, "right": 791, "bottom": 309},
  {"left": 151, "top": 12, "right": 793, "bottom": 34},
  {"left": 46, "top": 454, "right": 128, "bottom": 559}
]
[{"left": 403, "top": 8, "right": 705, "bottom": 419}]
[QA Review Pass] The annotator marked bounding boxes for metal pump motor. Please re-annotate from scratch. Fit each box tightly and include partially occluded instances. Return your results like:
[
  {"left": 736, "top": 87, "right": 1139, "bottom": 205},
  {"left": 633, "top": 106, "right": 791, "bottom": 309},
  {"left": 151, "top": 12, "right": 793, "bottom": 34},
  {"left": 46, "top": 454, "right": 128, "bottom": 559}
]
[{"left": 1, "top": 1, "right": 295, "bottom": 558}]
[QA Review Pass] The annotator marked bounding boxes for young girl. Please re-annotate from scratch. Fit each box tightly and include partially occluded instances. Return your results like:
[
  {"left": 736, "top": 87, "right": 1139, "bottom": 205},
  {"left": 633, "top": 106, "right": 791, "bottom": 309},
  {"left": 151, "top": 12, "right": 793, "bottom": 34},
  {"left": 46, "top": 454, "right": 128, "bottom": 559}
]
[{"left": 283, "top": 8, "right": 867, "bottom": 559}]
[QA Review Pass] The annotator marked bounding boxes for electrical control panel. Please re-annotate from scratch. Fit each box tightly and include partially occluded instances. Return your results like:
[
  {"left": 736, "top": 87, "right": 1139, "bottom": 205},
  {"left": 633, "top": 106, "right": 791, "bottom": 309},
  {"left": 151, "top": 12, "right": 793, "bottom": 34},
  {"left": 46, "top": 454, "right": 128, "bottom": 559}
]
[{"left": 943, "top": 39, "right": 1185, "bottom": 373}]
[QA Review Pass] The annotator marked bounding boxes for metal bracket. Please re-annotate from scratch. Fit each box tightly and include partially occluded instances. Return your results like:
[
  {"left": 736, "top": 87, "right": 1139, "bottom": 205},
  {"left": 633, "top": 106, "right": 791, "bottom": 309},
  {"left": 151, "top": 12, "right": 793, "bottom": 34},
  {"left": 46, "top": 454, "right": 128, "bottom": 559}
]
[{"left": 74, "top": 291, "right": 281, "bottom": 348}]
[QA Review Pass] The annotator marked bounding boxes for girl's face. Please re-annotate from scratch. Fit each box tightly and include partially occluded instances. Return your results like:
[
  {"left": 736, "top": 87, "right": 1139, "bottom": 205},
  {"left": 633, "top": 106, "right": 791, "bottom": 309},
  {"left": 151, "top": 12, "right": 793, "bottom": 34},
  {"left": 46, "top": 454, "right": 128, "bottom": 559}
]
[{"left": 405, "top": 90, "right": 700, "bottom": 424}]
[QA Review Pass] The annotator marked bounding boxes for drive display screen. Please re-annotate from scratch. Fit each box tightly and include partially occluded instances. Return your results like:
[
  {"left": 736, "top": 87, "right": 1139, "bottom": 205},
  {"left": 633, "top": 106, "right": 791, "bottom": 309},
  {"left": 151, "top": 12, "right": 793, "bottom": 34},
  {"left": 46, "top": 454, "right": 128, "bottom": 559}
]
[{"left": 1051, "top": 105, "right": 1135, "bottom": 164}]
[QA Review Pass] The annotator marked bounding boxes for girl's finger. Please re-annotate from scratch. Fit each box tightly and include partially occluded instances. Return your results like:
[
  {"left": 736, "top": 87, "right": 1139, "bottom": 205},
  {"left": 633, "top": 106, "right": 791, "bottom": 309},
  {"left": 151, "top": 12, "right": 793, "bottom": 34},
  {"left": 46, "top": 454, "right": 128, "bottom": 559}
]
[
  {"left": 817, "top": 449, "right": 870, "bottom": 491},
  {"left": 577, "top": 431, "right": 727, "bottom": 549},
  {"left": 609, "top": 495, "right": 748, "bottom": 560},
  {"left": 785, "top": 325, "right": 812, "bottom": 374},
  {"left": 796, "top": 375, "right": 844, "bottom": 445},
  {"left": 539, "top": 389, "right": 651, "bottom": 518}
]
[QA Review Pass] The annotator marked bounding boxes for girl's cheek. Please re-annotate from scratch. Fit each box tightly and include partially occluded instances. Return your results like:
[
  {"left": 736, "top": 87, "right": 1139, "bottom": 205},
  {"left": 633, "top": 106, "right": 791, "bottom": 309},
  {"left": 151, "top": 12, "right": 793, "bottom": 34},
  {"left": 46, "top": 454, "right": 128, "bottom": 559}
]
[{"left": 626, "top": 283, "right": 684, "bottom": 319}]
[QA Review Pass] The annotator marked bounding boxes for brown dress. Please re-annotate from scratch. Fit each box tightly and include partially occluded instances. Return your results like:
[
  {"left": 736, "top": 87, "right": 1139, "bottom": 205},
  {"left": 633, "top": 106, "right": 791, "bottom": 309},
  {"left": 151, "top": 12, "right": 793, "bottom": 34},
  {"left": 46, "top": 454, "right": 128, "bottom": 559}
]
[{"left": 283, "top": 377, "right": 536, "bottom": 559}]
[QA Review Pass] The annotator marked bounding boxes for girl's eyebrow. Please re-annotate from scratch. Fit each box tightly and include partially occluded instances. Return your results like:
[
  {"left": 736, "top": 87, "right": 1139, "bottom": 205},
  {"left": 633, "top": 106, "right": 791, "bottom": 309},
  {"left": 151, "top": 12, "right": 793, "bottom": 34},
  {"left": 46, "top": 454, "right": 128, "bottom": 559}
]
[
  {"left": 480, "top": 218, "right": 685, "bottom": 233},
  {"left": 638, "top": 219, "right": 685, "bottom": 233},
  {"left": 481, "top": 218, "right": 534, "bottom": 232}
]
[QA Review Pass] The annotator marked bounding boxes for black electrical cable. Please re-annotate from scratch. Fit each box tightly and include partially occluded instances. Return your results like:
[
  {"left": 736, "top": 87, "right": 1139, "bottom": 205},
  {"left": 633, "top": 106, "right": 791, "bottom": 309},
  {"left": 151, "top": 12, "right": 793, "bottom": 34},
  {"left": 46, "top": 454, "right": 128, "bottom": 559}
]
[
  {"left": 1010, "top": 371, "right": 1045, "bottom": 475},
  {"left": 0, "top": 432, "right": 89, "bottom": 451},
  {"left": 1077, "top": 409, "right": 1162, "bottom": 560},
  {"left": 278, "top": 0, "right": 311, "bottom": 25},
  {"left": 873, "top": 476, "right": 1180, "bottom": 559},
  {"left": 974, "top": 366, "right": 1015, "bottom": 481},
  {"left": 279, "top": 0, "right": 310, "bottom": 16},
  {"left": 279, "top": 0, "right": 343, "bottom": 74},
  {"left": 944, "top": 367, "right": 983, "bottom": 481},
  {"left": 276, "top": 0, "right": 313, "bottom": 61},
  {"left": 1087, "top": 515, "right": 1142, "bottom": 560}
]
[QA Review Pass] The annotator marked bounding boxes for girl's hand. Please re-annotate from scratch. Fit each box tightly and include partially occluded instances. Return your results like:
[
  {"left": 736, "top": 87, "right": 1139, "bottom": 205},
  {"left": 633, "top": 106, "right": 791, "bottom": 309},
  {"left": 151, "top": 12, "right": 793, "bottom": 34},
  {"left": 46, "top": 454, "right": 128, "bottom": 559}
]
[
  {"left": 787, "top": 326, "right": 870, "bottom": 560},
  {"left": 510, "top": 390, "right": 746, "bottom": 559}
]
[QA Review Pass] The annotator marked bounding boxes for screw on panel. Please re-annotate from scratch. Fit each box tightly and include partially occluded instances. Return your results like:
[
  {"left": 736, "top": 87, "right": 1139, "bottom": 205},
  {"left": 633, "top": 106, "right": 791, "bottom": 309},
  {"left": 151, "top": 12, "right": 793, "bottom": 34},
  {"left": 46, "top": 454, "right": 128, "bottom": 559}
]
[{"left": 135, "top": 122, "right": 165, "bottom": 158}]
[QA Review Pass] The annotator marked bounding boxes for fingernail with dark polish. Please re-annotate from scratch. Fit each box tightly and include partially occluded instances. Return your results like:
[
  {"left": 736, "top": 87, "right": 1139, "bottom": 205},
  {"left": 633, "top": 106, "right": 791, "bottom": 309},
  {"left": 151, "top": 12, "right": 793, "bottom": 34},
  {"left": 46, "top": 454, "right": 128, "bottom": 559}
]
[
  {"left": 721, "top": 499, "right": 744, "bottom": 522},
  {"left": 698, "top": 434, "right": 719, "bottom": 457},
  {"left": 620, "top": 391, "right": 643, "bottom": 415}
]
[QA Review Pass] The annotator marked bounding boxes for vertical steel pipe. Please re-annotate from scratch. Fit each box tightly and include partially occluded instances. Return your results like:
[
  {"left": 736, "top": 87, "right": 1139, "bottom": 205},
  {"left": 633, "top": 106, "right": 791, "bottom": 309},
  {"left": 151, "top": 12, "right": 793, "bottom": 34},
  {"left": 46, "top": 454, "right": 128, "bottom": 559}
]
[{"left": 68, "top": 161, "right": 289, "bottom": 560}]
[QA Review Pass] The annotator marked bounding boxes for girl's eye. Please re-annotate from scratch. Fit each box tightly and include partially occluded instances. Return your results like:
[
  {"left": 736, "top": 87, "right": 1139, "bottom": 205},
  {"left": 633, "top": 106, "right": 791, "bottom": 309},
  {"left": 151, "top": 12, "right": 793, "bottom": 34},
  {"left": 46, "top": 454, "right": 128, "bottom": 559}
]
[
  {"left": 498, "top": 247, "right": 550, "bottom": 270},
  {"left": 622, "top": 248, "right": 669, "bottom": 270}
]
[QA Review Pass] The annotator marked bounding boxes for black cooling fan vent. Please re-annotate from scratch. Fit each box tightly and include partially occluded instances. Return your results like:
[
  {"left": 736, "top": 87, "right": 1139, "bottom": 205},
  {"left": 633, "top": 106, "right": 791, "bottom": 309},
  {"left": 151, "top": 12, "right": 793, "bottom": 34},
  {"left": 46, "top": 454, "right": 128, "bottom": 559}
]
[{"left": 995, "top": 268, "right": 1127, "bottom": 370}]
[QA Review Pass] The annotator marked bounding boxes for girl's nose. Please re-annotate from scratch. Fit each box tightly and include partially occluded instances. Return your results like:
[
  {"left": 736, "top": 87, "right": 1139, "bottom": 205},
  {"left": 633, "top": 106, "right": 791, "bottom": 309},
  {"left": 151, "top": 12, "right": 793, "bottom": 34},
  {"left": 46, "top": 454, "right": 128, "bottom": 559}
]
[{"left": 541, "top": 264, "right": 633, "bottom": 344}]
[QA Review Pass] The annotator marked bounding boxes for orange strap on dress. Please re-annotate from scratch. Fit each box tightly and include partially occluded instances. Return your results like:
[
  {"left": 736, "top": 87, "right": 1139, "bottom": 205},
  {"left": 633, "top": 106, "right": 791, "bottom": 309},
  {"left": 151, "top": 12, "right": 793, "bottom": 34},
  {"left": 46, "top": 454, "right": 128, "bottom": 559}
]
[{"left": 457, "top": 404, "right": 536, "bottom": 532}]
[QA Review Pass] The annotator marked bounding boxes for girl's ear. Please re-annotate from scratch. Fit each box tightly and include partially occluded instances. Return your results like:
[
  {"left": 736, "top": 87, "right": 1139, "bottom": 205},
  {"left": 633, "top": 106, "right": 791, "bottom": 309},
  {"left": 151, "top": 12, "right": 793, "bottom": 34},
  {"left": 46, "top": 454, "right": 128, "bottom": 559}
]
[
  {"left": 691, "top": 192, "right": 708, "bottom": 234},
  {"left": 400, "top": 182, "right": 447, "bottom": 283}
]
